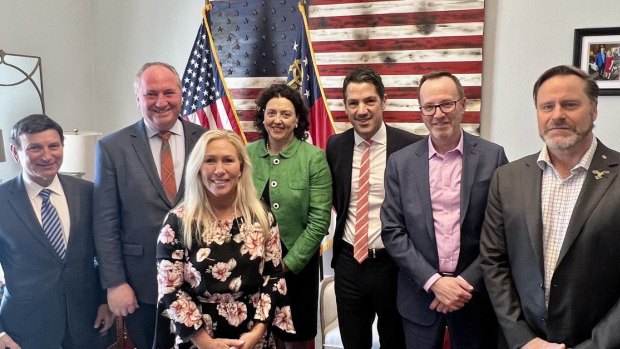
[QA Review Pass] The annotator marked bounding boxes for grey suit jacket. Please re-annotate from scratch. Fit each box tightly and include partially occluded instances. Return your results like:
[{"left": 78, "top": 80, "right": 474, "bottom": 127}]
[
  {"left": 381, "top": 131, "right": 507, "bottom": 325},
  {"left": 93, "top": 118, "right": 205, "bottom": 304},
  {"left": 0, "top": 174, "right": 103, "bottom": 348},
  {"left": 481, "top": 141, "right": 620, "bottom": 349}
]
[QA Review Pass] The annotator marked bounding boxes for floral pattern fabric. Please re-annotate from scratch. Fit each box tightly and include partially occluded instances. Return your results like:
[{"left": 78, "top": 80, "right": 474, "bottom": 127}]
[{"left": 154, "top": 206, "right": 295, "bottom": 349}]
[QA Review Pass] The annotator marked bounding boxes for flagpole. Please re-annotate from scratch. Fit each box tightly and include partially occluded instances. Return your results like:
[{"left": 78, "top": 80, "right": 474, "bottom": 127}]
[{"left": 201, "top": 1, "right": 248, "bottom": 143}]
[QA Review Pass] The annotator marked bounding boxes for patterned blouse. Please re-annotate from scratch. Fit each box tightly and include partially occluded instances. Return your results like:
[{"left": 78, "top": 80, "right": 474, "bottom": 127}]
[{"left": 154, "top": 206, "right": 295, "bottom": 349}]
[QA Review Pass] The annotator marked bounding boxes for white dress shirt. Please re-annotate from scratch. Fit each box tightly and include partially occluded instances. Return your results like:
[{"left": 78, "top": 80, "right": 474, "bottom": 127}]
[
  {"left": 344, "top": 123, "right": 388, "bottom": 249},
  {"left": 145, "top": 119, "right": 186, "bottom": 191},
  {"left": 23, "top": 174, "right": 71, "bottom": 245}
]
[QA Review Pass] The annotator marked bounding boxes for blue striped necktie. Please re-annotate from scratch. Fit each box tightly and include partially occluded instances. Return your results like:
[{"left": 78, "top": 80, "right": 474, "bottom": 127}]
[{"left": 40, "top": 188, "right": 66, "bottom": 260}]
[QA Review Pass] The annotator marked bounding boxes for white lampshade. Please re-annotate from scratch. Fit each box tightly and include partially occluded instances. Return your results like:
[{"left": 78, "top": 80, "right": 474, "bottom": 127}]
[{"left": 60, "top": 130, "right": 102, "bottom": 181}]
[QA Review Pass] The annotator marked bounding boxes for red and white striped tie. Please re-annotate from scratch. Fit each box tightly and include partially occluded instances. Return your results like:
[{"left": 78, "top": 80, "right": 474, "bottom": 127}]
[{"left": 354, "top": 140, "right": 372, "bottom": 263}]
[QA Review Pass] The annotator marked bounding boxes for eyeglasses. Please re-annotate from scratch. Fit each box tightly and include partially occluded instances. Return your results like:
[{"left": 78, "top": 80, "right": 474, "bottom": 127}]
[
  {"left": 264, "top": 109, "right": 295, "bottom": 120},
  {"left": 419, "top": 98, "right": 464, "bottom": 116}
]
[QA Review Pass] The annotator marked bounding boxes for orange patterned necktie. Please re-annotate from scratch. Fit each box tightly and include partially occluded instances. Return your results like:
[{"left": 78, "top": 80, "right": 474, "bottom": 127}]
[
  {"left": 158, "top": 131, "right": 177, "bottom": 203},
  {"left": 354, "top": 140, "right": 372, "bottom": 263}
]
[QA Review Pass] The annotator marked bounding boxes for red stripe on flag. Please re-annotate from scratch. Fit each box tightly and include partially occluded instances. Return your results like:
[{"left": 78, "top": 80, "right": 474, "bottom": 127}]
[
  {"left": 308, "top": 10, "right": 484, "bottom": 29},
  {"left": 316, "top": 62, "right": 483, "bottom": 77},
  {"left": 308, "top": 97, "right": 334, "bottom": 150},
  {"left": 310, "top": 0, "right": 393, "bottom": 4},
  {"left": 311, "top": 36, "right": 484, "bottom": 53}
]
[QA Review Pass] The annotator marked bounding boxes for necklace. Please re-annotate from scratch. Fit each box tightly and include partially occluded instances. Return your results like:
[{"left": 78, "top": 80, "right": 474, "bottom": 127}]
[
  {"left": 211, "top": 205, "right": 237, "bottom": 221},
  {"left": 266, "top": 140, "right": 277, "bottom": 155}
]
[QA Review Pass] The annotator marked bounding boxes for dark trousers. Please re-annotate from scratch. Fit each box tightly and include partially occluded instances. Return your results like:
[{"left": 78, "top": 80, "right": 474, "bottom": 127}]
[
  {"left": 124, "top": 303, "right": 157, "bottom": 349},
  {"left": 334, "top": 243, "right": 405, "bottom": 349},
  {"left": 402, "top": 294, "right": 498, "bottom": 349}
]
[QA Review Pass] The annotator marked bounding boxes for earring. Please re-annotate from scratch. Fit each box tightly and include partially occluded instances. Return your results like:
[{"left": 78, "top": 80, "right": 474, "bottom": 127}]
[{"left": 295, "top": 123, "right": 298, "bottom": 128}]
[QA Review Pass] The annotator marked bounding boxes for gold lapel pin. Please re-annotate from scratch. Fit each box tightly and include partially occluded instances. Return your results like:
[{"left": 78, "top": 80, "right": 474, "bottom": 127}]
[{"left": 592, "top": 170, "right": 609, "bottom": 180}]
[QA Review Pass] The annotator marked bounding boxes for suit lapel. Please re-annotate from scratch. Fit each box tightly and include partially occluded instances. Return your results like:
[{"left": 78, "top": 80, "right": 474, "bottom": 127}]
[
  {"left": 341, "top": 130, "right": 355, "bottom": 204},
  {"left": 8, "top": 176, "right": 63, "bottom": 260},
  {"left": 59, "top": 176, "right": 80, "bottom": 254},
  {"left": 460, "top": 133, "right": 479, "bottom": 225},
  {"left": 523, "top": 156, "right": 545, "bottom": 275},
  {"left": 130, "top": 120, "right": 171, "bottom": 206},
  {"left": 412, "top": 139, "right": 435, "bottom": 241},
  {"left": 178, "top": 121, "right": 202, "bottom": 205},
  {"left": 557, "top": 143, "right": 618, "bottom": 265}
]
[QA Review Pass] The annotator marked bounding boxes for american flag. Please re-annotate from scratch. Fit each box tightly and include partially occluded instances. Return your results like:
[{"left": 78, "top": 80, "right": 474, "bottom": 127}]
[
  {"left": 181, "top": 3, "right": 246, "bottom": 142},
  {"left": 207, "top": 0, "right": 485, "bottom": 139}
]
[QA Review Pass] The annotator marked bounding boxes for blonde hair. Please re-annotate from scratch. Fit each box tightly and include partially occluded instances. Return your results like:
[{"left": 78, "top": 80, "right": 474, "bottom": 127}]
[{"left": 181, "top": 130, "right": 269, "bottom": 249}]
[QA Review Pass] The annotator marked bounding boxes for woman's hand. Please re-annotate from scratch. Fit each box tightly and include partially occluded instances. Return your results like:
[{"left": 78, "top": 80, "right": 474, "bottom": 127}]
[
  {"left": 191, "top": 328, "right": 245, "bottom": 349},
  {"left": 239, "top": 323, "right": 267, "bottom": 349}
]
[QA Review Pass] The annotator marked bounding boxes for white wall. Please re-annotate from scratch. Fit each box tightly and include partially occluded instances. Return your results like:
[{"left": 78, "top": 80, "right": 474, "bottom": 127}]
[
  {"left": 90, "top": 0, "right": 203, "bottom": 135},
  {"left": 0, "top": 0, "right": 95, "bottom": 180},
  {"left": 2, "top": 0, "right": 620, "bottom": 181},
  {"left": 482, "top": 0, "right": 620, "bottom": 161}
]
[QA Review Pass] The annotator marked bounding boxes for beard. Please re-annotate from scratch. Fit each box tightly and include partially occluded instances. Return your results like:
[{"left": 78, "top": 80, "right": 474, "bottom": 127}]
[{"left": 539, "top": 123, "right": 593, "bottom": 151}]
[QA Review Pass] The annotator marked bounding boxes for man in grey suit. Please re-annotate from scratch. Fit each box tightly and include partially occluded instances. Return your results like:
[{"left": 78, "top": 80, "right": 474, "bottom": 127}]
[
  {"left": 94, "top": 62, "right": 205, "bottom": 349},
  {"left": 381, "top": 71, "right": 507, "bottom": 348},
  {"left": 481, "top": 65, "right": 620, "bottom": 348},
  {"left": 0, "top": 114, "right": 114, "bottom": 349}
]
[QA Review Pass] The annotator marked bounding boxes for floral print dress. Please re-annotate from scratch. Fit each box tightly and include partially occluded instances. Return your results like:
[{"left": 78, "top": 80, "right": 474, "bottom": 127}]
[{"left": 154, "top": 206, "right": 295, "bottom": 349}]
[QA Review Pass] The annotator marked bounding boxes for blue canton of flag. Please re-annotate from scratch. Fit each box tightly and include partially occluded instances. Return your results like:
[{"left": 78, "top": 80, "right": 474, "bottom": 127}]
[{"left": 181, "top": 3, "right": 245, "bottom": 141}]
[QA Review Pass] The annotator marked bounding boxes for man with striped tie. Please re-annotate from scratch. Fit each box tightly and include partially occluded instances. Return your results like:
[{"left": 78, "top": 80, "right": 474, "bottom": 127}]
[
  {"left": 0, "top": 114, "right": 114, "bottom": 349},
  {"left": 381, "top": 71, "right": 507, "bottom": 348},
  {"left": 327, "top": 67, "right": 422, "bottom": 348}
]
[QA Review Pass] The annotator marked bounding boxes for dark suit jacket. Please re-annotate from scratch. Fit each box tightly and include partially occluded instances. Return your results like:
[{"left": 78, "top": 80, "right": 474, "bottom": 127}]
[
  {"left": 326, "top": 125, "right": 422, "bottom": 267},
  {"left": 0, "top": 174, "right": 103, "bottom": 348},
  {"left": 481, "top": 141, "right": 620, "bottom": 349},
  {"left": 93, "top": 118, "right": 205, "bottom": 304},
  {"left": 381, "top": 131, "right": 507, "bottom": 325}
]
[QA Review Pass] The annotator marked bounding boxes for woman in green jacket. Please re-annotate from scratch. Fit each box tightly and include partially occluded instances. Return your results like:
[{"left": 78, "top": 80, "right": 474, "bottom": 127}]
[{"left": 247, "top": 83, "right": 332, "bottom": 349}]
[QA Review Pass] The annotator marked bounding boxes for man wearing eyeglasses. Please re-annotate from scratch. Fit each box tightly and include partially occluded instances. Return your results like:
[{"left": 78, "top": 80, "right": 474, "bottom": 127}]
[{"left": 381, "top": 71, "right": 507, "bottom": 348}]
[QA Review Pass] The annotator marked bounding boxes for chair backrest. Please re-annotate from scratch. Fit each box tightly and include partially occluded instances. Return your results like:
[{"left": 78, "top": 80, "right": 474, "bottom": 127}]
[{"left": 319, "top": 276, "right": 339, "bottom": 339}]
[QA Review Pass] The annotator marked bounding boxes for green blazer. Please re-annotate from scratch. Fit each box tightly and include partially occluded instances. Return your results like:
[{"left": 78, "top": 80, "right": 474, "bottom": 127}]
[{"left": 247, "top": 138, "right": 332, "bottom": 273}]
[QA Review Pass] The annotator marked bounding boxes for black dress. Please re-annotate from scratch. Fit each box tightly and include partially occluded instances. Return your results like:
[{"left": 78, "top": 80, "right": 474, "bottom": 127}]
[{"left": 154, "top": 206, "right": 295, "bottom": 348}]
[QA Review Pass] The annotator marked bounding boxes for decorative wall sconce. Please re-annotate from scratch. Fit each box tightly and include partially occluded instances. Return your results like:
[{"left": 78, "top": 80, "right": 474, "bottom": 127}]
[{"left": 0, "top": 50, "right": 45, "bottom": 112}]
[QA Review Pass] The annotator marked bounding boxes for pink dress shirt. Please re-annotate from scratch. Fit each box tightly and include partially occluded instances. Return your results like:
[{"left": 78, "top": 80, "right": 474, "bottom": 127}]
[{"left": 423, "top": 134, "right": 464, "bottom": 292}]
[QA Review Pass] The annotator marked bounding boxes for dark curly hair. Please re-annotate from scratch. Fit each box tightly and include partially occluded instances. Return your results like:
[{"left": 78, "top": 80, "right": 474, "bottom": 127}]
[{"left": 253, "top": 83, "right": 309, "bottom": 141}]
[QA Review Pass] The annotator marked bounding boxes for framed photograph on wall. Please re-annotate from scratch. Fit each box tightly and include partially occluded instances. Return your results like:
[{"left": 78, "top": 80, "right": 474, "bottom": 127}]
[{"left": 574, "top": 27, "right": 620, "bottom": 95}]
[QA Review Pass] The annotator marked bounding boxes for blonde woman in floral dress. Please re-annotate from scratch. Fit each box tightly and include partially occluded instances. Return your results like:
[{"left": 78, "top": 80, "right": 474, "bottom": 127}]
[{"left": 154, "top": 130, "right": 295, "bottom": 349}]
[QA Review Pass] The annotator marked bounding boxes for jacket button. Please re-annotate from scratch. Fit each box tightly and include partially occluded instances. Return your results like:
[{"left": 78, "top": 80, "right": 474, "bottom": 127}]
[
  {"left": 271, "top": 181, "right": 278, "bottom": 188},
  {"left": 273, "top": 158, "right": 280, "bottom": 165},
  {"left": 273, "top": 202, "right": 280, "bottom": 209}
]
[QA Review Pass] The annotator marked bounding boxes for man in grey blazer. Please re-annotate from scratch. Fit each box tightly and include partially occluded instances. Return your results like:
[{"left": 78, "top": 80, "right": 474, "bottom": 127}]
[
  {"left": 481, "top": 65, "right": 620, "bottom": 348},
  {"left": 0, "top": 114, "right": 113, "bottom": 349},
  {"left": 381, "top": 71, "right": 507, "bottom": 348},
  {"left": 94, "top": 62, "right": 205, "bottom": 349}
]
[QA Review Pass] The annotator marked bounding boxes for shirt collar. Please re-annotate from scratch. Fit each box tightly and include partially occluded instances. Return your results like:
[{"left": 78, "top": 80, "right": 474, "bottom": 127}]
[
  {"left": 353, "top": 122, "right": 387, "bottom": 146},
  {"left": 23, "top": 173, "right": 63, "bottom": 201},
  {"left": 428, "top": 129, "right": 464, "bottom": 159},
  {"left": 537, "top": 136, "right": 598, "bottom": 172},
  {"left": 145, "top": 118, "right": 183, "bottom": 139}
]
